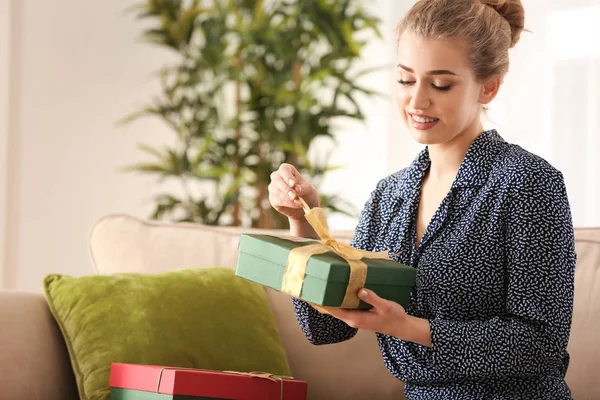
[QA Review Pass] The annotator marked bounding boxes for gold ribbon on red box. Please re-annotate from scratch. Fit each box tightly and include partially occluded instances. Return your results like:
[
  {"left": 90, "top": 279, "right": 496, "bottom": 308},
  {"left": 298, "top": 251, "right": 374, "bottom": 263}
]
[{"left": 155, "top": 367, "right": 295, "bottom": 400}]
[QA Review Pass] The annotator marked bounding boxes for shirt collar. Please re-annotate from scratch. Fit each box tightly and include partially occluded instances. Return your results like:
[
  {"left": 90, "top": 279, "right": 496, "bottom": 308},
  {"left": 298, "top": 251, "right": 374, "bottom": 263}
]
[{"left": 393, "top": 129, "right": 506, "bottom": 199}]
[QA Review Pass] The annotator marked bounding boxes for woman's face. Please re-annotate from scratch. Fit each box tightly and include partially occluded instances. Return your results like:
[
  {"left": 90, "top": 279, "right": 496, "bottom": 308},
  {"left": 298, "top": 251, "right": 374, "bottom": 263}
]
[{"left": 395, "top": 31, "right": 491, "bottom": 146}]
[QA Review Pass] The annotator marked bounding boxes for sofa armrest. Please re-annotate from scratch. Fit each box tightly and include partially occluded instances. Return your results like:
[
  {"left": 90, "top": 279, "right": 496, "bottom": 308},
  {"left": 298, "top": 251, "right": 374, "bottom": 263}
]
[{"left": 0, "top": 290, "right": 78, "bottom": 400}]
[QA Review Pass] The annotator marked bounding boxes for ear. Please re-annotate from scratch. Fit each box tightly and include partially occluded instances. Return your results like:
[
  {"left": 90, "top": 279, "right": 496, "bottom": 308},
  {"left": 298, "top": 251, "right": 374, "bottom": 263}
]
[{"left": 478, "top": 75, "right": 502, "bottom": 105}]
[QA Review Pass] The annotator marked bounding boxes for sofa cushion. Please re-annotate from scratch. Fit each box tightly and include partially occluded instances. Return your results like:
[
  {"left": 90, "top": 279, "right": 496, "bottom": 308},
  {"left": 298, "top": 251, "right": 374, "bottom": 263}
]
[
  {"left": 566, "top": 228, "right": 600, "bottom": 399},
  {"left": 0, "top": 291, "right": 79, "bottom": 400},
  {"left": 88, "top": 213, "right": 355, "bottom": 273},
  {"left": 43, "top": 268, "right": 291, "bottom": 400}
]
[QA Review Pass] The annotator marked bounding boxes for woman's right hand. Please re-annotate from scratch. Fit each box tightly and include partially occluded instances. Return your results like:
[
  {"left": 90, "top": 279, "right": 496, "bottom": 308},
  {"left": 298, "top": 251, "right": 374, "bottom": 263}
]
[{"left": 268, "top": 163, "right": 320, "bottom": 222}]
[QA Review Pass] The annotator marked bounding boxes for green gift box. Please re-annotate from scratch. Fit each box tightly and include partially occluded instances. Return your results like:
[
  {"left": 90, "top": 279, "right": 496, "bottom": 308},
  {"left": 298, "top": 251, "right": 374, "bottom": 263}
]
[
  {"left": 110, "top": 388, "right": 217, "bottom": 400},
  {"left": 235, "top": 234, "right": 416, "bottom": 309}
]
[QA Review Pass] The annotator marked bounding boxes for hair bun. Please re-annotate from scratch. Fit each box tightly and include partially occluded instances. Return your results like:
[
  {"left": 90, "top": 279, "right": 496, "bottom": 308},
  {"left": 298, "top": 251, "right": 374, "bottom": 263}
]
[{"left": 481, "top": 0, "right": 525, "bottom": 47}]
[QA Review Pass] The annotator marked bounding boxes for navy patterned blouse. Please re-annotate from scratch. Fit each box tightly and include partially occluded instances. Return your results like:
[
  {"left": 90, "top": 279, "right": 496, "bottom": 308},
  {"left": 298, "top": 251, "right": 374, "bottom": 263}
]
[{"left": 293, "top": 130, "right": 576, "bottom": 399}]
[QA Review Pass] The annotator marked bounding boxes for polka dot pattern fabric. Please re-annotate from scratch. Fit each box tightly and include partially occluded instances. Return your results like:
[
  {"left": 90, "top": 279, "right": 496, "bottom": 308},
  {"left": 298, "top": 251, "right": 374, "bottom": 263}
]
[{"left": 292, "top": 130, "right": 576, "bottom": 399}]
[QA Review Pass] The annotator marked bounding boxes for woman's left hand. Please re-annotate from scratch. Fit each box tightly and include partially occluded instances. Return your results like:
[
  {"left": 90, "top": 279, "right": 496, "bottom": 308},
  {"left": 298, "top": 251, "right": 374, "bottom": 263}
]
[{"left": 326, "top": 289, "right": 432, "bottom": 347}]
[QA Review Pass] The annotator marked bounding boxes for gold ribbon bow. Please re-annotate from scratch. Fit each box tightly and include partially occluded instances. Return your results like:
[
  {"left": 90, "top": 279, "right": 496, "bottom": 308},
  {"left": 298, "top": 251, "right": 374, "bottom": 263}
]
[
  {"left": 223, "top": 371, "right": 295, "bottom": 400},
  {"left": 156, "top": 367, "right": 294, "bottom": 400},
  {"left": 280, "top": 198, "right": 391, "bottom": 312}
]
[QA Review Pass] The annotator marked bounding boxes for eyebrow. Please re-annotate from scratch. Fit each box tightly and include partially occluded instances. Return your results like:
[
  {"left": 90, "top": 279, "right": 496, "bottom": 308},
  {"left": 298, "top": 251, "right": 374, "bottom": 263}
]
[{"left": 397, "top": 63, "right": 458, "bottom": 76}]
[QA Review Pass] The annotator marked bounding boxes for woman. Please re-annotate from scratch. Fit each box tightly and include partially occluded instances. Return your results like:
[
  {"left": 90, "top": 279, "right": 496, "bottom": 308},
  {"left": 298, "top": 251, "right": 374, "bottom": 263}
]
[{"left": 268, "top": 0, "right": 576, "bottom": 398}]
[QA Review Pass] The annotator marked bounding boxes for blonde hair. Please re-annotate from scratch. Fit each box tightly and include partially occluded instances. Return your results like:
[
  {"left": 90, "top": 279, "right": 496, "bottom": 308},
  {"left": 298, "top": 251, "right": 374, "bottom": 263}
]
[{"left": 396, "top": 0, "right": 526, "bottom": 82}]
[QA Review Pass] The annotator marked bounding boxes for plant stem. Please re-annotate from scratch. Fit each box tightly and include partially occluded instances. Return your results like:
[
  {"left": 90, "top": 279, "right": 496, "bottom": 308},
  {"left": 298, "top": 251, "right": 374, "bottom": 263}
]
[
  {"left": 232, "top": 53, "right": 243, "bottom": 226},
  {"left": 256, "top": 182, "right": 272, "bottom": 229}
]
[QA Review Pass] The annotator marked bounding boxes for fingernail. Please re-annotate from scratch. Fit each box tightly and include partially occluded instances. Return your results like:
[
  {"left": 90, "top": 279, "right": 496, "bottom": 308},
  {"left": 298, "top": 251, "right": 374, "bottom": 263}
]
[
  {"left": 359, "top": 290, "right": 368, "bottom": 299},
  {"left": 288, "top": 179, "right": 295, "bottom": 187},
  {"left": 288, "top": 191, "right": 296, "bottom": 200}
]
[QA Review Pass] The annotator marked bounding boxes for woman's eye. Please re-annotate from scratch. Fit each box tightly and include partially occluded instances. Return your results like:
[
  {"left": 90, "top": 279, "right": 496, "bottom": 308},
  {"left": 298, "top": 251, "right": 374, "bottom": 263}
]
[
  {"left": 433, "top": 84, "right": 452, "bottom": 92},
  {"left": 397, "top": 79, "right": 452, "bottom": 92}
]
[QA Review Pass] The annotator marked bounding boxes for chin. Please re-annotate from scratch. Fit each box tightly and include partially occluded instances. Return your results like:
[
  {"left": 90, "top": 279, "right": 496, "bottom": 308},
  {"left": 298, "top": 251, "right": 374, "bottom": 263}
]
[{"left": 407, "top": 126, "right": 448, "bottom": 146}]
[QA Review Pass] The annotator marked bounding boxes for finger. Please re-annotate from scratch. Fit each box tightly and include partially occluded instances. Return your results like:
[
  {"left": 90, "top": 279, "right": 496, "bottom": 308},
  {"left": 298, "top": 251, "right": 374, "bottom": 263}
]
[
  {"left": 270, "top": 175, "right": 302, "bottom": 207},
  {"left": 278, "top": 164, "right": 300, "bottom": 188},
  {"left": 273, "top": 174, "right": 299, "bottom": 200},
  {"left": 292, "top": 181, "right": 314, "bottom": 197},
  {"left": 269, "top": 185, "right": 301, "bottom": 210},
  {"left": 357, "top": 289, "right": 390, "bottom": 313},
  {"left": 276, "top": 164, "right": 314, "bottom": 199}
]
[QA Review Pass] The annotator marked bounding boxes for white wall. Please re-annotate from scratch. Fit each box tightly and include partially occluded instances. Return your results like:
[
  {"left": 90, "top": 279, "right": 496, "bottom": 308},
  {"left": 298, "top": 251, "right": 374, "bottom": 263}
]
[
  {"left": 483, "top": 0, "right": 600, "bottom": 227},
  {"left": 2, "top": 0, "right": 180, "bottom": 291},
  {"left": 0, "top": 0, "right": 10, "bottom": 289},
  {"left": 547, "top": 2, "right": 600, "bottom": 227}
]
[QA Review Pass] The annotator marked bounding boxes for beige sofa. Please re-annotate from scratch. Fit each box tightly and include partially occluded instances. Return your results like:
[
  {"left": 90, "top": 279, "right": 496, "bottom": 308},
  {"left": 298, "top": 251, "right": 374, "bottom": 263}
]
[{"left": 1, "top": 213, "right": 599, "bottom": 400}]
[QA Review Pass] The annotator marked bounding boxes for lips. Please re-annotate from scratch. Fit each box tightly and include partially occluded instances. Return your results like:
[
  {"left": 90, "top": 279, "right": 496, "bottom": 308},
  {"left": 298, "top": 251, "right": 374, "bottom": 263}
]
[
  {"left": 410, "top": 113, "right": 439, "bottom": 123},
  {"left": 408, "top": 113, "right": 439, "bottom": 130}
]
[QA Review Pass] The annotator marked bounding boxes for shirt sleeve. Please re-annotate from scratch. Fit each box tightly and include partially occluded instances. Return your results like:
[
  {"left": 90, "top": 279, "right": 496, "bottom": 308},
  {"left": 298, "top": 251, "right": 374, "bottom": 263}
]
[
  {"left": 428, "top": 168, "right": 576, "bottom": 380},
  {"left": 292, "top": 177, "right": 393, "bottom": 345}
]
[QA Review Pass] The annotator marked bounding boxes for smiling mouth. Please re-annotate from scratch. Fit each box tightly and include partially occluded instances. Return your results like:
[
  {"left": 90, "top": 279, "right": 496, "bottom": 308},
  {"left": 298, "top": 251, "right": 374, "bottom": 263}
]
[{"left": 410, "top": 113, "right": 439, "bottom": 123}]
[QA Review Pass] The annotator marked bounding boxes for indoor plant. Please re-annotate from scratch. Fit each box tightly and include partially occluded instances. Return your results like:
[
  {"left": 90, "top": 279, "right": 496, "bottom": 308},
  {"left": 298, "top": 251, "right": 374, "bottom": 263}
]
[{"left": 124, "top": 0, "right": 383, "bottom": 228}]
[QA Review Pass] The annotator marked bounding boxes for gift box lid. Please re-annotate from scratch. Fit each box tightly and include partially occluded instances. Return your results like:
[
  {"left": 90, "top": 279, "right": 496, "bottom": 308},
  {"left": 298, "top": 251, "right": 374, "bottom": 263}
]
[
  {"left": 109, "top": 363, "right": 306, "bottom": 400},
  {"left": 238, "top": 234, "right": 416, "bottom": 286}
]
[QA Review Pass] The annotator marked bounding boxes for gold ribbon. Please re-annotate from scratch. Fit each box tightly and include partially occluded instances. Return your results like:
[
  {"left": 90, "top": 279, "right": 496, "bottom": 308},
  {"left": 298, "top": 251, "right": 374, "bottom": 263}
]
[
  {"left": 280, "top": 198, "right": 391, "bottom": 312},
  {"left": 223, "top": 371, "right": 294, "bottom": 400},
  {"left": 156, "top": 367, "right": 294, "bottom": 400}
]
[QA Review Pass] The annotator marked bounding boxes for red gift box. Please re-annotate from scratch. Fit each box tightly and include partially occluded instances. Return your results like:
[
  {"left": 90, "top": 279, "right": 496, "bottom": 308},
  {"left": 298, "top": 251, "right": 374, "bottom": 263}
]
[{"left": 109, "top": 363, "right": 307, "bottom": 400}]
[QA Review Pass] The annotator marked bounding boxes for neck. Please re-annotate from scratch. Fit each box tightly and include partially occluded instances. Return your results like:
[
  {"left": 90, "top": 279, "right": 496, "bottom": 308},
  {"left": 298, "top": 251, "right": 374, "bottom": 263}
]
[{"left": 426, "top": 121, "right": 485, "bottom": 182}]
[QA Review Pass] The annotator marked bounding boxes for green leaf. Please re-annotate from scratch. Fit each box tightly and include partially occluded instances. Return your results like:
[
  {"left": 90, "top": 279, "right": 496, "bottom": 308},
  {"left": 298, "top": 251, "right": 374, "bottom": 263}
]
[
  {"left": 121, "top": 163, "right": 171, "bottom": 175},
  {"left": 136, "top": 143, "right": 164, "bottom": 159}
]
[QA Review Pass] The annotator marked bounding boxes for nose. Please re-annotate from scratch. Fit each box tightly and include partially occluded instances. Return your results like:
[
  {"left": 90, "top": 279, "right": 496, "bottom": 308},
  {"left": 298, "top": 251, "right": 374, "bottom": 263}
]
[{"left": 410, "top": 84, "right": 430, "bottom": 110}]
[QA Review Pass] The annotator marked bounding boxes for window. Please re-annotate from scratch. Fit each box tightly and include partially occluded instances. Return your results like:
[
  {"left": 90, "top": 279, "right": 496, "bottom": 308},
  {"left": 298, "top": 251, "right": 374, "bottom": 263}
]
[{"left": 547, "top": 4, "right": 600, "bottom": 226}]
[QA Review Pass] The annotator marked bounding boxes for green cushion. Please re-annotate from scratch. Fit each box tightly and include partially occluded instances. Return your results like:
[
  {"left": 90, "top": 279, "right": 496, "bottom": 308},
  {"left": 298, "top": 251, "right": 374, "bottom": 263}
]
[{"left": 43, "top": 267, "right": 291, "bottom": 400}]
